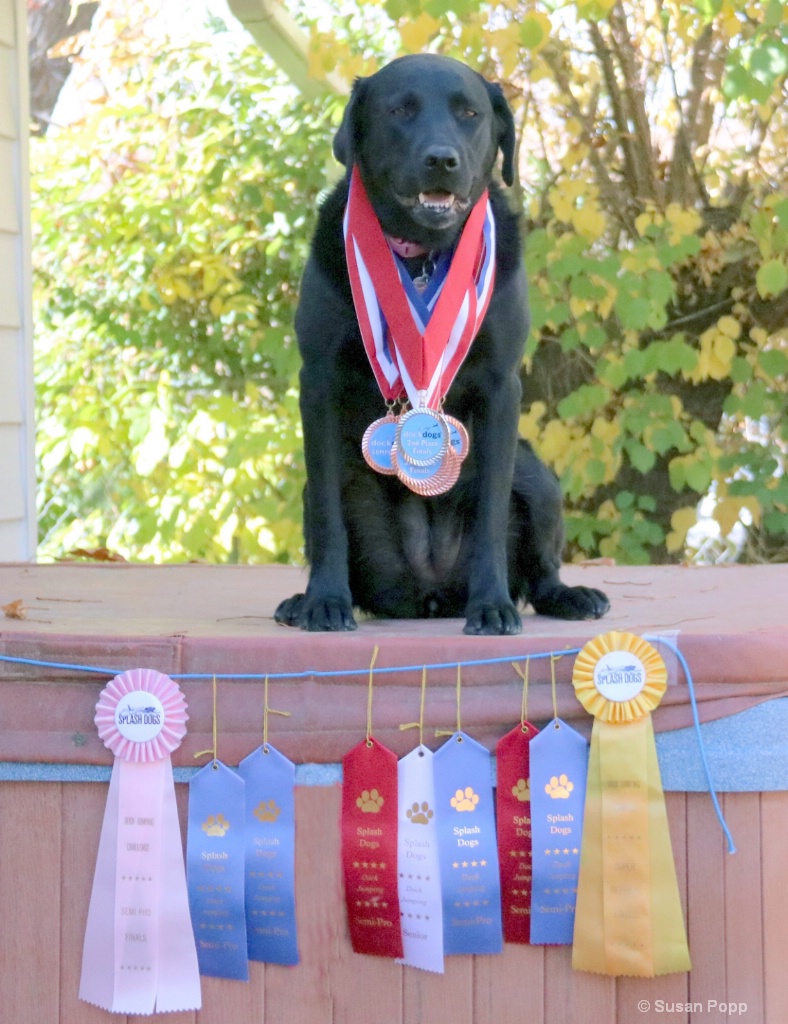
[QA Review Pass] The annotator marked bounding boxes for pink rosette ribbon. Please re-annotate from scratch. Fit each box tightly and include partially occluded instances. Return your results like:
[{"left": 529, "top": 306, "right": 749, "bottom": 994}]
[{"left": 79, "top": 669, "right": 202, "bottom": 1015}]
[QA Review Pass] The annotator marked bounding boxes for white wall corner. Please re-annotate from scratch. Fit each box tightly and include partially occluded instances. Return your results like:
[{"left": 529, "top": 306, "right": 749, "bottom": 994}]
[{"left": 0, "top": 0, "right": 36, "bottom": 561}]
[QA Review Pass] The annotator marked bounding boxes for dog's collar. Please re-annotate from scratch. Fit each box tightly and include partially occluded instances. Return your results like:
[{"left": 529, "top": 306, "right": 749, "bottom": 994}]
[{"left": 384, "top": 234, "right": 429, "bottom": 259}]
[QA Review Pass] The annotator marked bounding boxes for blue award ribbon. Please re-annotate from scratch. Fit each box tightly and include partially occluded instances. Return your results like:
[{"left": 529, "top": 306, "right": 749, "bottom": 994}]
[
  {"left": 237, "top": 745, "right": 299, "bottom": 966},
  {"left": 433, "top": 732, "right": 503, "bottom": 955},
  {"left": 187, "top": 760, "right": 249, "bottom": 980},
  {"left": 529, "top": 719, "right": 589, "bottom": 945}
]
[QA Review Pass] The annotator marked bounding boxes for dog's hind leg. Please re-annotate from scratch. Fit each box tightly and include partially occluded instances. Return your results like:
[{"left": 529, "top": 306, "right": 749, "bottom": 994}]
[{"left": 508, "top": 440, "right": 610, "bottom": 620}]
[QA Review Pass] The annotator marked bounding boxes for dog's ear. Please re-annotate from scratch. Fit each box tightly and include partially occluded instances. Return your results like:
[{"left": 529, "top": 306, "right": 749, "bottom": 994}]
[
  {"left": 485, "top": 82, "right": 516, "bottom": 187},
  {"left": 333, "top": 76, "right": 369, "bottom": 168}
]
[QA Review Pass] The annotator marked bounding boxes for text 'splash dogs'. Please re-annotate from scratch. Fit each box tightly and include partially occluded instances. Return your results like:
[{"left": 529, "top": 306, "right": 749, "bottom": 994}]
[{"left": 276, "top": 54, "right": 610, "bottom": 635}]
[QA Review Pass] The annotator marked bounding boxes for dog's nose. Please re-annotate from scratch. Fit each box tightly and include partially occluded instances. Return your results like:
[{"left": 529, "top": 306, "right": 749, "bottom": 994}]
[{"left": 423, "top": 146, "right": 460, "bottom": 173}]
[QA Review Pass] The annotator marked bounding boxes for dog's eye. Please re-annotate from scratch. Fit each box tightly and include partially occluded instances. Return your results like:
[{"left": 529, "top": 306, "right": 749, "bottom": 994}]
[
  {"left": 389, "top": 104, "right": 411, "bottom": 118},
  {"left": 461, "top": 108, "right": 478, "bottom": 119}
]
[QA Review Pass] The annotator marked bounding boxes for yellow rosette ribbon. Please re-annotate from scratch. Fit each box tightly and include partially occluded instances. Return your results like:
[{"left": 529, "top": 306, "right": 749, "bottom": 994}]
[{"left": 571, "top": 631, "right": 691, "bottom": 976}]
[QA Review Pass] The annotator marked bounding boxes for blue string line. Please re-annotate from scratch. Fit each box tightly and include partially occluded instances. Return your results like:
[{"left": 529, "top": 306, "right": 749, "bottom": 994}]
[
  {"left": 0, "top": 639, "right": 737, "bottom": 852},
  {"left": 646, "top": 634, "right": 736, "bottom": 855},
  {"left": 0, "top": 648, "right": 581, "bottom": 680}
]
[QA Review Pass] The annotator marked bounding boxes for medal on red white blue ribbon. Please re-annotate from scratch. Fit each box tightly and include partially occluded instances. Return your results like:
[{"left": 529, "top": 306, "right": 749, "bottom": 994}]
[{"left": 344, "top": 165, "right": 495, "bottom": 495}]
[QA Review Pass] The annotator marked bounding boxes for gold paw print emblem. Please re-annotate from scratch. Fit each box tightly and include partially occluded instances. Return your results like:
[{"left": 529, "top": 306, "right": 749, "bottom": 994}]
[
  {"left": 406, "top": 801, "right": 434, "bottom": 825},
  {"left": 254, "top": 799, "right": 281, "bottom": 823},
  {"left": 202, "top": 813, "right": 230, "bottom": 837},
  {"left": 512, "top": 778, "right": 530, "bottom": 801},
  {"left": 357, "top": 789, "right": 384, "bottom": 813},
  {"left": 450, "top": 787, "right": 480, "bottom": 812},
  {"left": 545, "top": 774, "right": 574, "bottom": 799}
]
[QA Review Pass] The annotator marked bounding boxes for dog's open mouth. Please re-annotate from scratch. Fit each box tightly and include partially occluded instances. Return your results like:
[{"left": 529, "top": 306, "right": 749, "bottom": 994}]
[{"left": 397, "top": 190, "right": 472, "bottom": 217}]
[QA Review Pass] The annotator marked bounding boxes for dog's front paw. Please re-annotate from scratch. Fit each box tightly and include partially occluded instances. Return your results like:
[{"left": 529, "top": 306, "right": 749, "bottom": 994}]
[
  {"left": 274, "top": 593, "right": 306, "bottom": 627},
  {"left": 532, "top": 584, "right": 610, "bottom": 621},
  {"left": 274, "top": 592, "right": 357, "bottom": 632},
  {"left": 464, "top": 599, "right": 522, "bottom": 636}
]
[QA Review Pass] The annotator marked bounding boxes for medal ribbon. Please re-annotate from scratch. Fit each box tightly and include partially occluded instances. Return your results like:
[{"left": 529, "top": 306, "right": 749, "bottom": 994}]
[
  {"left": 571, "top": 632, "right": 691, "bottom": 976},
  {"left": 344, "top": 164, "right": 496, "bottom": 408}
]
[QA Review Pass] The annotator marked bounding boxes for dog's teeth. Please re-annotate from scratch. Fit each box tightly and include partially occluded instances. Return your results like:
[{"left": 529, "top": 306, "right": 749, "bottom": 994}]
[{"left": 418, "top": 192, "right": 455, "bottom": 210}]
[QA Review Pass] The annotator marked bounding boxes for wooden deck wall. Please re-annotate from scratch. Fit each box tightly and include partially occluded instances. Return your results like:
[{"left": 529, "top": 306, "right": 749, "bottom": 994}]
[{"left": 2, "top": 783, "right": 785, "bottom": 1024}]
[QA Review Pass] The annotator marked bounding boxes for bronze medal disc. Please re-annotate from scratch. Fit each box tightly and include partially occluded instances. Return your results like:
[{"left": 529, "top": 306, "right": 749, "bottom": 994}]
[
  {"left": 395, "top": 407, "right": 449, "bottom": 467},
  {"left": 393, "top": 445, "right": 461, "bottom": 497},
  {"left": 361, "top": 414, "right": 399, "bottom": 476}
]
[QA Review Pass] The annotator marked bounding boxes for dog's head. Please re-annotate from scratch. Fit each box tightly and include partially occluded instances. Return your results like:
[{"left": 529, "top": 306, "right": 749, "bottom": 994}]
[{"left": 333, "top": 54, "right": 516, "bottom": 249}]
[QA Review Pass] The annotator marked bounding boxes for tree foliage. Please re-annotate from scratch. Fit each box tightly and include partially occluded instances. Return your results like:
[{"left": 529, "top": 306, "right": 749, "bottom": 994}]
[
  {"left": 34, "top": 14, "right": 338, "bottom": 561},
  {"left": 34, "top": 0, "right": 788, "bottom": 566},
  {"left": 309, "top": 0, "right": 788, "bottom": 564}
]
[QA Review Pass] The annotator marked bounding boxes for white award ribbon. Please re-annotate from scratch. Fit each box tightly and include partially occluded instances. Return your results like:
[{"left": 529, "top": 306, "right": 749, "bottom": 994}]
[{"left": 396, "top": 746, "right": 445, "bottom": 973}]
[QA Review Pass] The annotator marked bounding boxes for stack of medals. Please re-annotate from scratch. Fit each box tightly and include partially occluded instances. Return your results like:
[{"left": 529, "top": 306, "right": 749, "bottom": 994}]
[
  {"left": 344, "top": 164, "right": 496, "bottom": 500},
  {"left": 362, "top": 400, "right": 469, "bottom": 497}
]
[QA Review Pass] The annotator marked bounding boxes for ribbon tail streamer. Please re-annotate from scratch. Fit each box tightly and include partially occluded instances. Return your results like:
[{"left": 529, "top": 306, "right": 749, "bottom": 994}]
[{"left": 573, "top": 716, "right": 690, "bottom": 976}]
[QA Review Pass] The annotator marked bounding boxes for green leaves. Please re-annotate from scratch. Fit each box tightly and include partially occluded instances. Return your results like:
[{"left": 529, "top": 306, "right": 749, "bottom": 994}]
[
  {"left": 756, "top": 259, "right": 788, "bottom": 298},
  {"left": 33, "top": 32, "right": 327, "bottom": 563}
]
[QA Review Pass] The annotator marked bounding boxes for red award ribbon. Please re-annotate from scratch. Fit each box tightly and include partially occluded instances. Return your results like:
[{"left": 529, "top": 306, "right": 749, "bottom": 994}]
[
  {"left": 344, "top": 165, "right": 495, "bottom": 409},
  {"left": 495, "top": 721, "right": 539, "bottom": 943},
  {"left": 341, "top": 736, "right": 404, "bottom": 957}
]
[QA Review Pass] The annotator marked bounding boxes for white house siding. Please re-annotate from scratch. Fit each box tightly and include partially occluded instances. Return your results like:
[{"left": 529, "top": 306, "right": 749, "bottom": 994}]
[{"left": 0, "top": 0, "right": 35, "bottom": 561}]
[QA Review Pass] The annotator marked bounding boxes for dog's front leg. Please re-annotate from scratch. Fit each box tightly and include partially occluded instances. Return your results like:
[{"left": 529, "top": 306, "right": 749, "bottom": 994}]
[
  {"left": 274, "top": 267, "right": 358, "bottom": 632},
  {"left": 463, "top": 365, "right": 523, "bottom": 636}
]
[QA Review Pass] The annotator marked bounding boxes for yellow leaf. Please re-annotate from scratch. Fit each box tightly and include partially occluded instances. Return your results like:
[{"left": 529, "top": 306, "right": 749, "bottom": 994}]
[
  {"left": 709, "top": 332, "right": 736, "bottom": 379},
  {"left": 518, "top": 401, "right": 547, "bottom": 442},
  {"left": 539, "top": 419, "right": 571, "bottom": 465},
  {"left": 635, "top": 212, "right": 653, "bottom": 236},
  {"left": 713, "top": 497, "right": 757, "bottom": 537},
  {"left": 548, "top": 186, "right": 573, "bottom": 223},
  {"left": 399, "top": 13, "right": 441, "bottom": 53},
  {"left": 749, "top": 326, "right": 768, "bottom": 345},
  {"left": 666, "top": 506, "right": 697, "bottom": 554},
  {"left": 591, "top": 417, "right": 620, "bottom": 445},
  {"left": 718, "top": 2, "right": 741, "bottom": 39},
  {"left": 716, "top": 315, "right": 741, "bottom": 340},
  {"left": 665, "top": 204, "right": 702, "bottom": 235},
  {"left": 572, "top": 203, "right": 606, "bottom": 241},
  {"left": 597, "top": 500, "right": 617, "bottom": 521}
]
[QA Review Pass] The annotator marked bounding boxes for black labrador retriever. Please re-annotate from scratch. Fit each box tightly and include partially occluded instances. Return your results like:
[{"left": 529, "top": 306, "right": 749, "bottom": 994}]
[{"left": 275, "top": 54, "right": 609, "bottom": 634}]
